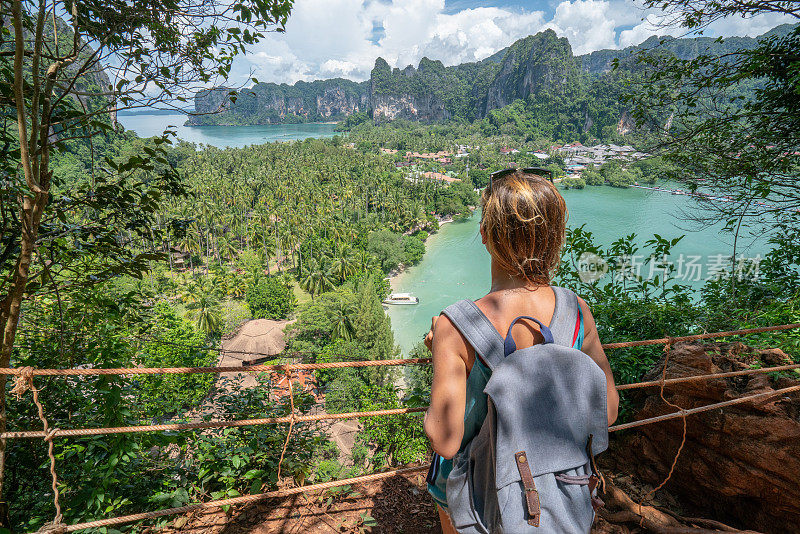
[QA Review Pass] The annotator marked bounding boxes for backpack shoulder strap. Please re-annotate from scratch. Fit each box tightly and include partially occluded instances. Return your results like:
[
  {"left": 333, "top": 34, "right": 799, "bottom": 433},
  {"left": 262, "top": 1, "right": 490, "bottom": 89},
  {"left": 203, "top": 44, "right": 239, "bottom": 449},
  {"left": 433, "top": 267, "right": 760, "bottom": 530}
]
[
  {"left": 441, "top": 299, "right": 506, "bottom": 370},
  {"left": 550, "top": 286, "right": 582, "bottom": 348}
]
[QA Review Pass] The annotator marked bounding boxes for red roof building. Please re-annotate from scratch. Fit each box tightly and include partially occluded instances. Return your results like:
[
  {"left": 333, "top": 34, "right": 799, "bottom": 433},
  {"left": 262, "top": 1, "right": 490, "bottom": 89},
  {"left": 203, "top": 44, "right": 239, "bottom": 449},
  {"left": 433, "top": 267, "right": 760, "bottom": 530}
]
[
  {"left": 269, "top": 369, "right": 320, "bottom": 401},
  {"left": 420, "top": 171, "right": 461, "bottom": 183}
]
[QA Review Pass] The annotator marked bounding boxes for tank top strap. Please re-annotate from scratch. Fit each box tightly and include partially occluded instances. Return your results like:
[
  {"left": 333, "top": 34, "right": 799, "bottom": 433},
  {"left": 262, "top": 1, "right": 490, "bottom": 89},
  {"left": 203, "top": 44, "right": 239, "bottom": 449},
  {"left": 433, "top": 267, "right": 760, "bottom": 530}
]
[
  {"left": 549, "top": 286, "right": 582, "bottom": 348},
  {"left": 441, "top": 300, "right": 506, "bottom": 370}
]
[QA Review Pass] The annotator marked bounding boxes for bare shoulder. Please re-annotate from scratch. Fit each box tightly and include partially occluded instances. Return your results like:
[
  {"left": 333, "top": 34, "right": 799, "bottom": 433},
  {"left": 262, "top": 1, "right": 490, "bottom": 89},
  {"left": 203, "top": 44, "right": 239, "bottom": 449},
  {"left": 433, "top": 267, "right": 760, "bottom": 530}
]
[
  {"left": 433, "top": 313, "right": 470, "bottom": 356},
  {"left": 472, "top": 292, "right": 505, "bottom": 319},
  {"left": 575, "top": 295, "right": 598, "bottom": 333}
]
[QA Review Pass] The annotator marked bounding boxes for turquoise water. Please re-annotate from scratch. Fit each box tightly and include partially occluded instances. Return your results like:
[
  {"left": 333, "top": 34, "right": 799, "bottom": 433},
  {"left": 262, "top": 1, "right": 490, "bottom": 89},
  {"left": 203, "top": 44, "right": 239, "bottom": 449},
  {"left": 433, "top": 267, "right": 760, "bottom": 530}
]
[
  {"left": 387, "top": 185, "right": 772, "bottom": 354},
  {"left": 118, "top": 113, "right": 337, "bottom": 148}
]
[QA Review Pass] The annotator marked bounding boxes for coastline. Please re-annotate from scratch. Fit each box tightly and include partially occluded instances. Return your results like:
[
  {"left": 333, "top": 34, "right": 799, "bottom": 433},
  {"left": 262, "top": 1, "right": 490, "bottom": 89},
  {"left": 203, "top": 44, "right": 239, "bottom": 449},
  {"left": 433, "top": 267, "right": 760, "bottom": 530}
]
[
  {"left": 387, "top": 212, "right": 472, "bottom": 292},
  {"left": 183, "top": 119, "right": 341, "bottom": 128}
]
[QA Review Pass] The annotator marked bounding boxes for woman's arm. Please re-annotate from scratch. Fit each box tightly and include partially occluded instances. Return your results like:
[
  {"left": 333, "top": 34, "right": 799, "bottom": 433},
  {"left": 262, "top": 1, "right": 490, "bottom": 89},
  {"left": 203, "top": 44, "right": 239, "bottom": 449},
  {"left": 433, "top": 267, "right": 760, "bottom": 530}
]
[
  {"left": 577, "top": 297, "right": 620, "bottom": 425},
  {"left": 423, "top": 314, "right": 469, "bottom": 460}
]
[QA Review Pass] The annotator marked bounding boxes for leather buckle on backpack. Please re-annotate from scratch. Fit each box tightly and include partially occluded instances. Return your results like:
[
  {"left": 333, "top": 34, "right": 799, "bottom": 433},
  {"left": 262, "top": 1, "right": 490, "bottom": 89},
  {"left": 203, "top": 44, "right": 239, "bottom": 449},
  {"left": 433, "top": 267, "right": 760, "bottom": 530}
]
[
  {"left": 586, "top": 435, "right": 607, "bottom": 495},
  {"left": 515, "top": 451, "right": 541, "bottom": 527}
]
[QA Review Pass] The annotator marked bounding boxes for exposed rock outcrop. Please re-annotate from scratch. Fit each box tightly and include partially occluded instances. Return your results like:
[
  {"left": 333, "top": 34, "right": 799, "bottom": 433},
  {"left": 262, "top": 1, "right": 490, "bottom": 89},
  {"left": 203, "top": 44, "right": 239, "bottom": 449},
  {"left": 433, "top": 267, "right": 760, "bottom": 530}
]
[
  {"left": 371, "top": 93, "right": 449, "bottom": 122},
  {"left": 193, "top": 87, "right": 233, "bottom": 115},
  {"left": 624, "top": 342, "right": 800, "bottom": 533},
  {"left": 188, "top": 79, "right": 369, "bottom": 125},
  {"left": 369, "top": 56, "right": 465, "bottom": 122},
  {"left": 616, "top": 110, "right": 636, "bottom": 135},
  {"left": 316, "top": 87, "right": 369, "bottom": 118}
]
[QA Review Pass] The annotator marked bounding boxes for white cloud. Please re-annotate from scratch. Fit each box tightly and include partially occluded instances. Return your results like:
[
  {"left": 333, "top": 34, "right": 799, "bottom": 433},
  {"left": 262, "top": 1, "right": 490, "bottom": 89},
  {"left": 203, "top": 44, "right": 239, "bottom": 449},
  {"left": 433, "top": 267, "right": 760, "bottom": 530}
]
[
  {"left": 232, "top": 0, "right": 795, "bottom": 84},
  {"left": 319, "top": 59, "right": 363, "bottom": 78},
  {"left": 281, "top": 0, "right": 376, "bottom": 65},
  {"left": 545, "top": 0, "right": 618, "bottom": 54},
  {"left": 618, "top": 13, "right": 685, "bottom": 48},
  {"left": 705, "top": 11, "right": 794, "bottom": 37},
  {"left": 401, "top": 6, "right": 547, "bottom": 65}
]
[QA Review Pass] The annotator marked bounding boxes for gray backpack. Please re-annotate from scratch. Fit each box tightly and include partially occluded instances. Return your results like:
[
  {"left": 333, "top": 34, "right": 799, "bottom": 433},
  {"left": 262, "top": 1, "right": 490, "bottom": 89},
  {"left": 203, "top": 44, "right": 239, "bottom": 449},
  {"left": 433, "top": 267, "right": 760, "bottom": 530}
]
[{"left": 440, "top": 290, "right": 608, "bottom": 533}]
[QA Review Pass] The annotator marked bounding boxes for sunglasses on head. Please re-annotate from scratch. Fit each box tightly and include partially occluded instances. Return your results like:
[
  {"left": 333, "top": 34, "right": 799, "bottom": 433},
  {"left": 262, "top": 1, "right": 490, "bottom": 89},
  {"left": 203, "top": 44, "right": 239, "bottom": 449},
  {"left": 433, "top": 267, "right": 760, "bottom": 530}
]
[{"left": 489, "top": 167, "right": 553, "bottom": 184}]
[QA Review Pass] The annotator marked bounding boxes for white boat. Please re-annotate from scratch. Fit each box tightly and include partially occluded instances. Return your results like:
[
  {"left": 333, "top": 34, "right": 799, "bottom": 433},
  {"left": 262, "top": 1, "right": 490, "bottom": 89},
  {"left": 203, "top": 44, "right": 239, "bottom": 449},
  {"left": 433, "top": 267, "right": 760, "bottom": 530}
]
[{"left": 383, "top": 292, "right": 419, "bottom": 305}]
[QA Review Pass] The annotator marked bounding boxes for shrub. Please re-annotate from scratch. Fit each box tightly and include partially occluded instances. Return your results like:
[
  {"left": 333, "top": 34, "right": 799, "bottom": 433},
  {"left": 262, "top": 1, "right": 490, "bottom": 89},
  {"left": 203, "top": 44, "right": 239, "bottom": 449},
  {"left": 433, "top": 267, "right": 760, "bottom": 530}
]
[
  {"left": 236, "top": 249, "right": 265, "bottom": 276},
  {"left": 138, "top": 302, "right": 216, "bottom": 418},
  {"left": 545, "top": 162, "right": 565, "bottom": 179},
  {"left": 561, "top": 176, "right": 586, "bottom": 189},
  {"left": 402, "top": 235, "right": 426, "bottom": 265},
  {"left": 607, "top": 170, "right": 635, "bottom": 188},
  {"left": 246, "top": 277, "right": 297, "bottom": 320},
  {"left": 367, "top": 229, "right": 405, "bottom": 273},
  {"left": 412, "top": 230, "right": 429, "bottom": 241},
  {"left": 469, "top": 168, "right": 490, "bottom": 188},
  {"left": 583, "top": 169, "right": 603, "bottom": 186}
]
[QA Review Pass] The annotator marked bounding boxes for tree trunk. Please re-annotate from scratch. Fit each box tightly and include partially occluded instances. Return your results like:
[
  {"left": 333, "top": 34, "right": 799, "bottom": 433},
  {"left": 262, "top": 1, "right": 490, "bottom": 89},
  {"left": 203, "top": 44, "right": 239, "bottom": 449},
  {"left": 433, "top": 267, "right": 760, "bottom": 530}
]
[
  {"left": 0, "top": 190, "right": 49, "bottom": 526},
  {"left": 264, "top": 236, "right": 270, "bottom": 275},
  {"left": 0, "top": 3, "right": 53, "bottom": 521}
]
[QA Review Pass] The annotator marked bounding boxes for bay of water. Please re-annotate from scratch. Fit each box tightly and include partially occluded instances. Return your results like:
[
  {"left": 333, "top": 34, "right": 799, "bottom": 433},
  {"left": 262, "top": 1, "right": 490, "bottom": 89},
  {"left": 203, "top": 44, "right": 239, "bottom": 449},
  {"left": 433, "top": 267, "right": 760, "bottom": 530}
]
[
  {"left": 387, "top": 185, "right": 772, "bottom": 354},
  {"left": 118, "top": 113, "right": 337, "bottom": 148}
]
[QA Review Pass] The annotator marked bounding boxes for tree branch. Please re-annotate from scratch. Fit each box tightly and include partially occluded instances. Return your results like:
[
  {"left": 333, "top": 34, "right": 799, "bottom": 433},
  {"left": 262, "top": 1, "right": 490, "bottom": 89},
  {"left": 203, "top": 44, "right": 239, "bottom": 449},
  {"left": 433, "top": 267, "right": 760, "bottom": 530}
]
[{"left": 12, "top": 0, "right": 42, "bottom": 194}]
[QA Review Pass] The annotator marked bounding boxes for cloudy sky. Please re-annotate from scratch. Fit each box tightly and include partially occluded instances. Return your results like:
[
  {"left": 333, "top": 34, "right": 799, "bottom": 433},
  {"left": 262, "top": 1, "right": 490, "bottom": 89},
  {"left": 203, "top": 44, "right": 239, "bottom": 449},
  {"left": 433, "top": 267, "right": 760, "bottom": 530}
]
[{"left": 233, "top": 0, "right": 793, "bottom": 85}]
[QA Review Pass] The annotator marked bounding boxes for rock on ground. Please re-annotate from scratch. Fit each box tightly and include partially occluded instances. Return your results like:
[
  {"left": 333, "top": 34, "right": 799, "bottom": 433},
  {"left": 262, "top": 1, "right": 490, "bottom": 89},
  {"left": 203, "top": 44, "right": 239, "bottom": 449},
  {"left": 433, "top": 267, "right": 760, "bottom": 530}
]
[{"left": 622, "top": 342, "right": 800, "bottom": 533}]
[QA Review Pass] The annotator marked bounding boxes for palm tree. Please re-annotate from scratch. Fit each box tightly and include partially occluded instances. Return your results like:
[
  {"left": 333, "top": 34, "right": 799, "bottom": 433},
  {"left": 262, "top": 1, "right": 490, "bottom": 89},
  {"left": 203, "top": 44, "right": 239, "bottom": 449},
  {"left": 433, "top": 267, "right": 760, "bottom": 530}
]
[
  {"left": 217, "top": 235, "right": 238, "bottom": 263},
  {"left": 329, "top": 246, "right": 359, "bottom": 283},
  {"left": 299, "top": 257, "right": 334, "bottom": 298},
  {"left": 179, "top": 231, "right": 202, "bottom": 271},
  {"left": 184, "top": 286, "right": 223, "bottom": 336}
]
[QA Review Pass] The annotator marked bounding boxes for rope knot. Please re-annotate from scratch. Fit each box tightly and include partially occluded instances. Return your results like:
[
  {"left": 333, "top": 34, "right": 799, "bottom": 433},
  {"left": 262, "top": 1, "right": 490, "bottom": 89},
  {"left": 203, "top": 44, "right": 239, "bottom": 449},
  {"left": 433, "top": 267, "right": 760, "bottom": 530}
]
[
  {"left": 45, "top": 427, "right": 60, "bottom": 442},
  {"left": 10, "top": 366, "right": 36, "bottom": 399},
  {"left": 660, "top": 336, "right": 679, "bottom": 364},
  {"left": 35, "top": 520, "right": 67, "bottom": 534}
]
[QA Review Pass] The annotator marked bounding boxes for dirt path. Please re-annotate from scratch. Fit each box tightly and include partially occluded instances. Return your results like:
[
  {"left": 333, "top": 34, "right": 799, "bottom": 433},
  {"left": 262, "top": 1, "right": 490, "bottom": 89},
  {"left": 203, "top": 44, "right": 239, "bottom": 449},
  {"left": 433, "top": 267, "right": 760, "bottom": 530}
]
[{"left": 159, "top": 469, "right": 439, "bottom": 534}]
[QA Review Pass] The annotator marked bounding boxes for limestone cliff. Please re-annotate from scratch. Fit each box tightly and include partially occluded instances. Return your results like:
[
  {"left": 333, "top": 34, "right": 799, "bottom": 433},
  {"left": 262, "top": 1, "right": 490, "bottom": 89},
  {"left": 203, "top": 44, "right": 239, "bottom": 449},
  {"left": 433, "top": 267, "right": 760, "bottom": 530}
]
[
  {"left": 193, "top": 87, "right": 233, "bottom": 115},
  {"left": 316, "top": 87, "right": 369, "bottom": 118},
  {"left": 484, "top": 30, "right": 578, "bottom": 114},
  {"left": 616, "top": 110, "right": 636, "bottom": 135},
  {"left": 371, "top": 93, "right": 449, "bottom": 122},
  {"left": 368, "top": 56, "right": 489, "bottom": 122},
  {"left": 187, "top": 79, "right": 369, "bottom": 125}
]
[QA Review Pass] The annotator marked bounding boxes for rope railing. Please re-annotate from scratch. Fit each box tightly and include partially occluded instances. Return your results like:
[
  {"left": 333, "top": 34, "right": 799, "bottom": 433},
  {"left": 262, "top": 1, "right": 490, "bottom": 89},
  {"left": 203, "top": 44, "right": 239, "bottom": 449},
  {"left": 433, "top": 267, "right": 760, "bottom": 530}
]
[
  {"left": 599, "top": 322, "right": 800, "bottom": 349},
  {"left": 1, "top": 407, "right": 428, "bottom": 439},
  {"left": 5, "top": 322, "right": 798, "bottom": 378},
  {"left": 7, "top": 378, "right": 800, "bottom": 440},
  {"left": 3, "top": 356, "right": 800, "bottom": 440},
  {"left": 0, "top": 357, "right": 432, "bottom": 377},
  {"left": 615, "top": 362, "right": 800, "bottom": 390},
  {"left": 609, "top": 383, "right": 800, "bottom": 432},
  {"left": 6, "top": 322, "right": 800, "bottom": 533}
]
